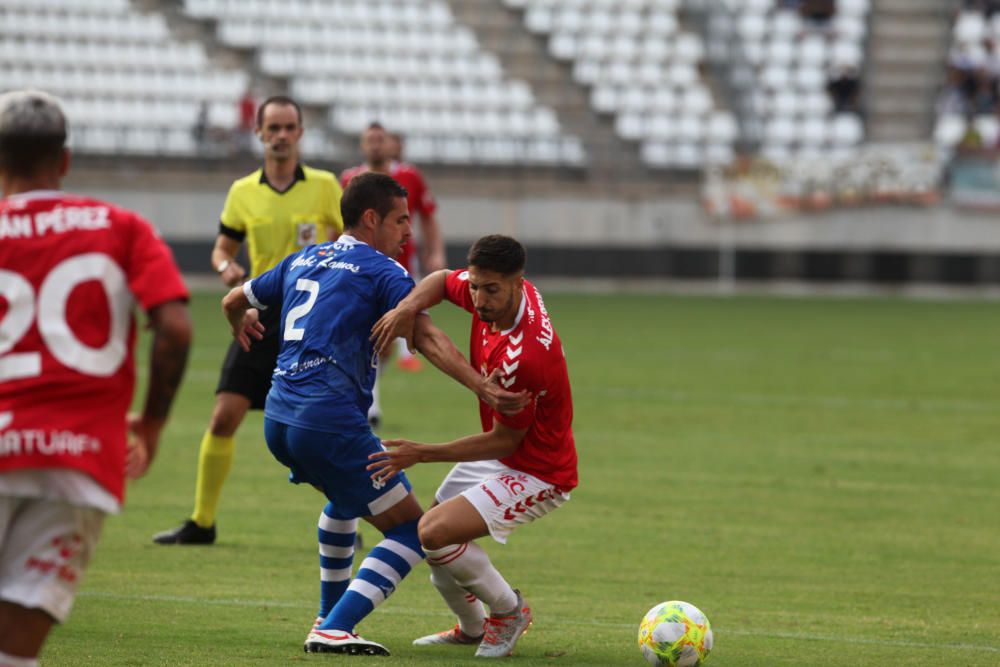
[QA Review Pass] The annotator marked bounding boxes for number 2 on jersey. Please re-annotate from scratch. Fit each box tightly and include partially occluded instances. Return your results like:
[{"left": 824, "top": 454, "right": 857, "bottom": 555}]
[{"left": 283, "top": 278, "right": 319, "bottom": 341}]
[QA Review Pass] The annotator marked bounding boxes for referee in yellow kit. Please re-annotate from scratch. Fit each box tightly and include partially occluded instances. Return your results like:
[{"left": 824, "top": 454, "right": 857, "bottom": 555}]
[{"left": 154, "top": 96, "right": 343, "bottom": 544}]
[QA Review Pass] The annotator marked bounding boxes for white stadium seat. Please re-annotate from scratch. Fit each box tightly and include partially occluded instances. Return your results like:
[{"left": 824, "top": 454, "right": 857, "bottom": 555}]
[
  {"left": 934, "top": 114, "right": 966, "bottom": 148},
  {"left": 974, "top": 114, "right": 1000, "bottom": 147},
  {"left": 954, "top": 12, "right": 986, "bottom": 44},
  {"left": 830, "top": 114, "right": 864, "bottom": 146}
]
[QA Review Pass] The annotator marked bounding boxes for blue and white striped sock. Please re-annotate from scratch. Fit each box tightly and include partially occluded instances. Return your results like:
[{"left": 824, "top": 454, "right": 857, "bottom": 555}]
[
  {"left": 317, "top": 504, "right": 357, "bottom": 619},
  {"left": 320, "top": 519, "right": 425, "bottom": 632}
]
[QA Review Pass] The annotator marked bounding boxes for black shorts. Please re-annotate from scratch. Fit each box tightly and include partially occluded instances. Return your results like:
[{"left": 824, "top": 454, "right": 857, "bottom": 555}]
[{"left": 215, "top": 307, "right": 281, "bottom": 410}]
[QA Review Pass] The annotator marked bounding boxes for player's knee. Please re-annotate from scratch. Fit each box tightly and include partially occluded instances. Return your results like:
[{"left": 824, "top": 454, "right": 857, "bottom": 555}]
[
  {"left": 208, "top": 406, "right": 243, "bottom": 436},
  {"left": 417, "top": 514, "right": 438, "bottom": 549},
  {"left": 417, "top": 514, "right": 448, "bottom": 551}
]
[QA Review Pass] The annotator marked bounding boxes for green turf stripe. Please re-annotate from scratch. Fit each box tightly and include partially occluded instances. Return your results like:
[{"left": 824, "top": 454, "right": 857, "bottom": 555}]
[{"left": 77, "top": 591, "right": 1000, "bottom": 654}]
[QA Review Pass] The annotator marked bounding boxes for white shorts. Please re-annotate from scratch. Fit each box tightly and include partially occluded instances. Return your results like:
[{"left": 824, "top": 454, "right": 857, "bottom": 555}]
[
  {"left": 435, "top": 460, "right": 570, "bottom": 544},
  {"left": 0, "top": 495, "right": 104, "bottom": 623}
]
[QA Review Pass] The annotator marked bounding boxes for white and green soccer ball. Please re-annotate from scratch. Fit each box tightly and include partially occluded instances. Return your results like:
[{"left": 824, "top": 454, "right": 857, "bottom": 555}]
[{"left": 637, "top": 600, "right": 713, "bottom": 667}]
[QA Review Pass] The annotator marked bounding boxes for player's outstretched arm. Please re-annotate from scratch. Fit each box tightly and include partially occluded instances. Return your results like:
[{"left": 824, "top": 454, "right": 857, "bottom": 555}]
[
  {"left": 368, "top": 421, "right": 527, "bottom": 484},
  {"left": 128, "top": 299, "right": 192, "bottom": 480},
  {"left": 221, "top": 285, "right": 266, "bottom": 352},
  {"left": 371, "top": 269, "right": 450, "bottom": 354},
  {"left": 412, "top": 314, "right": 531, "bottom": 415}
]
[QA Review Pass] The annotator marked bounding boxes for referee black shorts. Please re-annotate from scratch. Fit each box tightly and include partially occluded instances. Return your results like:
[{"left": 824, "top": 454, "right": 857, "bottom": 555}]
[{"left": 215, "top": 306, "right": 280, "bottom": 410}]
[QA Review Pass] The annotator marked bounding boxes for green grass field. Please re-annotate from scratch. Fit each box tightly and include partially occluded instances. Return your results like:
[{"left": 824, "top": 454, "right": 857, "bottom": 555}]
[{"left": 43, "top": 289, "right": 1000, "bottom": 666}]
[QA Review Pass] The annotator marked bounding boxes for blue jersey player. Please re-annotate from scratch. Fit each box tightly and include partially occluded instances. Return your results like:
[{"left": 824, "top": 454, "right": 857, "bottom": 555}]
[
  {"left": 221, "top": 172, "right": 529, "bottom": 656},
  {"left": 225, "top": 172, "right": 418, "bottom": 656}
]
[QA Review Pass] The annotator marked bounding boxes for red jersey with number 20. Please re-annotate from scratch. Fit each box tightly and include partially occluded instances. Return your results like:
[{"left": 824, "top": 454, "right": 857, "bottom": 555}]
[
  {"left": 0, "top": 191, "right": 189, "bottom": 503},
  {"left": 445, "top": 270, "right": 577, "bottom": 490}
]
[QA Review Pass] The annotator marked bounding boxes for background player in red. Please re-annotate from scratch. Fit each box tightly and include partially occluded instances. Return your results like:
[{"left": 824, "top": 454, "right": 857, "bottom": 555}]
[
  {"left": 368, "top": 235, "right": 578, "bottom": 658},
  {"left": 341, "top": 122, "right": 445, "bottom": 281},
  {"left": 341, "top": 122, "right": 447, "bottom": 424},
  {"left": 385, "top": 130, "right": 404, "bottom": 163},
  {"left": 0, "top": 90, "right": 192, "bottom": 665}
]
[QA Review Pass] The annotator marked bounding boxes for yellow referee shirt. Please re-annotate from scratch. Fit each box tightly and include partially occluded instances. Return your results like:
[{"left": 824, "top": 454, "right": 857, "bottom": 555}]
[{"left": 219, "top": 164, "right": 343, "bottom": 277}]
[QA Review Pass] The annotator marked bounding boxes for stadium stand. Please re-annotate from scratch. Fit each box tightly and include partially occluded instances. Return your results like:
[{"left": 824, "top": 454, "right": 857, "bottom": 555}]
[
  {"left": 0, "top": 0, "right": 249, "bottom": 157},
  {"left": 510, "top": 0, "right": 739, "bottom": 169},
  {"left": 934, "top": 3, "right": 1000, "bottom": 152},
  {"left": 184, "top": 0, "right": 587, "bottom": 167},
  {"left": 705, "top": 0, "right": 869, "bottom": 162},
  {"left": 0, "top": 0, "right": 876, "bottom": 171}
]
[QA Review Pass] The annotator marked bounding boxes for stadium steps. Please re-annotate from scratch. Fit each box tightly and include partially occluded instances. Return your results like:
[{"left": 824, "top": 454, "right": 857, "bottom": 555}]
[
  {"left": 133, "top": 0, "right": 290, "bottom": 110},
  {"left": 677, "top": 6, "right": 737, "bottom": 149},
  {"left": 134, "top": 0, "right": 350, "bottom": 158},
  {"left": 444, "top": 0, "right": 652, "bottom": 183},
  {"left": 865, "top": 0, "right": 956, "bottom": 142}
]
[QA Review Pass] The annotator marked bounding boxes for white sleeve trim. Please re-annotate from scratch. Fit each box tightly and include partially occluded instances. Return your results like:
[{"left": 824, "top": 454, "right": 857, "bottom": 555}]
[{"left": 243, "top": 281, "right": 267, "bottom": 310}]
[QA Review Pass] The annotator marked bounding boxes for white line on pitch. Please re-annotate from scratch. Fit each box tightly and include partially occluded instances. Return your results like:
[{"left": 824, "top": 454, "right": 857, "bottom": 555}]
[{"left": 77, "top": 591, "right": 999, "bottom": 654}]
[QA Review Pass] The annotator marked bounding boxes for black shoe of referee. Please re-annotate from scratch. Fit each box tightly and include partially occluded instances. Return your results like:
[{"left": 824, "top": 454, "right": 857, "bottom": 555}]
[{"left": 153, "top": 519, "right": 216, "bottom": 545}]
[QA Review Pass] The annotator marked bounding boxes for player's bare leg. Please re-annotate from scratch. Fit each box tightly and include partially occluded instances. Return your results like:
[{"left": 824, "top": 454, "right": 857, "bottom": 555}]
[
  {"left": 417, "top": 498, "right": 532, "bottom": 657},
  {"left": 0, "top": 601, "right": 52, "bottom": 662},
  {"left": 410, "top": 498, "right": 483, "bottom": 646}
]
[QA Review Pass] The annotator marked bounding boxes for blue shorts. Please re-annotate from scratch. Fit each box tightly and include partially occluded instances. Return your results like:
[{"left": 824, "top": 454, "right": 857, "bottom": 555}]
[{"left": 263, "top": 418, "right": 412, "bottom": 520}]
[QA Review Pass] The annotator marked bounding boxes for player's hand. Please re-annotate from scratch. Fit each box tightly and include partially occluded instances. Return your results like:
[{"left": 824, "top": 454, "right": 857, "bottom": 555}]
[
  {"left": 371, "top": 305, "right": 417, "bottom": 356},
  {"left": 220, "top": 261, "right": 246, "bottom": 287},
  {"left": 126, "top": 413, "right": 162, "bottom": 480},
  {"left": 479, "top": 368, "right": 532, "bottom": 415},
  {"left": 367, "top": 439, "right": 424, "bottom": 485},
  {"left": 233, "top": 308, "right": 265, "bottom": 352}
]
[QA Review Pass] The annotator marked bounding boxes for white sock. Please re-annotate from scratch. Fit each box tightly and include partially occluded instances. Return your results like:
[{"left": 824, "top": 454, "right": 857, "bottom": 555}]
[
  {"left": 395, "top": 337, "right": 414, "bottom": 359},
  {"left": 429, "top": 564, "right": 487, "bottom": 636},
  {"left": 423, "top": 542, "right": 517, "bottom": 614},
  {"left": 368, "top": 365, "right": 382, "bottom": 421},
  {"left": 0, "top": 651, "right": 39, "bottom": 667}
]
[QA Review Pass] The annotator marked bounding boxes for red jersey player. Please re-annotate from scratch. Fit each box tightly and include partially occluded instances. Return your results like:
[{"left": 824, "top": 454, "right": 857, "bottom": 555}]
[
  {"left": 0, "top": 90, "right": 192, "bottom": 664},
  {"left": 368, "top": 235, "right": 577, "bottom": 658},
  {"left": 340, "top": 122, "right": 444, "bottom": 278},
  {"left": 341, "top": 122, "right": 446, "bottom": 422}
]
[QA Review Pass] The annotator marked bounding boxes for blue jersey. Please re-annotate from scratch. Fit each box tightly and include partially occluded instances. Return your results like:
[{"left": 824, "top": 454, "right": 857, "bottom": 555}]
[{"left": 244, "top": 235, "right": 414, "bottom": 432}]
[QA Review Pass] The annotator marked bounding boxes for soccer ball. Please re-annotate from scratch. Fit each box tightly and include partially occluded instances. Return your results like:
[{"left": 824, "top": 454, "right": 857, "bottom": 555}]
[{"left": 637, "top": 601, "right": 713, "bottom": 667}]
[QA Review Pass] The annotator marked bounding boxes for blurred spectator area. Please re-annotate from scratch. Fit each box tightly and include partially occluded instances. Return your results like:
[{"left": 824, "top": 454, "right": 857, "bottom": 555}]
[
  {"left": 705, "top": 0, "right": 869, "bottom": 163},
  {"left": 934, "top": 2, "right": 1000, "bottom": 153},
  {"left": 0, "top": 0, "right": 249, "bottom": 157},
  {"left": 0, "top": 0, "right": 878, "bottom": 173},
  {"left": 188, "top": 0, "right": 586, "bottom": 167},
  {"left": 511, "top": 0, "right": 737, "bottom": 169}
]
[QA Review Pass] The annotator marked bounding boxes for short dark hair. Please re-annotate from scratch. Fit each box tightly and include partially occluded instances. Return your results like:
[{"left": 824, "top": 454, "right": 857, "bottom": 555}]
[
  {"left": 341, "top": 172, "right": 408, "bottom": 229},
  {"left": 468, "top": 235, "right": 526, "bottom": 276},
  {"left": 255, "top": 95, "right": 302, "bottom": 128},
  {"left": 0, "top": 90, "right": 66, "bottom": 179}
]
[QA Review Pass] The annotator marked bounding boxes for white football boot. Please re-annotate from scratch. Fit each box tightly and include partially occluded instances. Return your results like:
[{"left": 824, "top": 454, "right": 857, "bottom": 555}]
[
  {"left": 474, "top": 590, "right": 533, "bottom": 658},
  {"left": 412, "top": 624, "right": 484, "bottom": 646},
  {"left": 304, "top": 628, "right": 390, "bottom": 656}
]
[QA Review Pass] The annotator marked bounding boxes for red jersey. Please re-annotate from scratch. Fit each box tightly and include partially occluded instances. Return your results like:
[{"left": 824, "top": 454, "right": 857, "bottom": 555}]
[
  {"left": 340, "top": 161, "right": 437, "bottom": 273},
  {"left": 445, "top": 270, "right": 577, "bottom": 490},
  {"left": 0, "top": 191, "right": 189, "bottom": 503}
]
